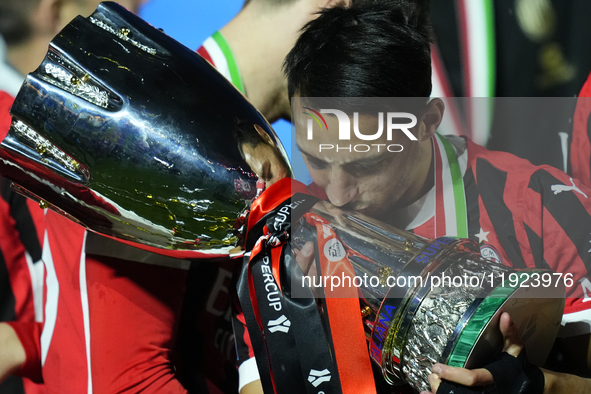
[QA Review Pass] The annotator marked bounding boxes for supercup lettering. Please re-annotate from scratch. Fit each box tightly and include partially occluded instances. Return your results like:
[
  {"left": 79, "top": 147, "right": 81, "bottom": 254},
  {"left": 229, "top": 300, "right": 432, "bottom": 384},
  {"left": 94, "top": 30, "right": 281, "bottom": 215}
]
[
  {"left": 288, "top": 199, "right": 305, "bottom": 209},
  {"left": 415, "top": 237, "right": 454, "bottom": 264},
  {"left": 262, "top": 273, "right": 274, "bottom": 283},
  {"left": 274, "top": 209, "right": 288, "bottom": 231},
  {"left": 273, "top": 199, "right": 306, "bottom": 231},
  {"left": 261, "top": 256, "right": 282, "bottom": 311}
]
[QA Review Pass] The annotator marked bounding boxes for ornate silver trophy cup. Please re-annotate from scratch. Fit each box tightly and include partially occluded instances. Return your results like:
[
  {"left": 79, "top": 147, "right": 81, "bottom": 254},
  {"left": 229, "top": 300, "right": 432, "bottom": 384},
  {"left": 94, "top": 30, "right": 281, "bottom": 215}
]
[
  {"left": 292, "top": 201, "right": 565, "bottom": 392},
  {"left": 0, "top": 2, "right": 290, "bottom": 259}
]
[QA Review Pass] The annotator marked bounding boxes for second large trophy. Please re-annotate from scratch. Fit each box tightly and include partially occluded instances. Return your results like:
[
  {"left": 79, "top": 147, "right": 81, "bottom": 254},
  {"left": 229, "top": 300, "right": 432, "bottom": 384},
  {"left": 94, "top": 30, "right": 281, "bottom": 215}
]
[{"left": 291, "top": 200, "right": 564, "bottom": 392}]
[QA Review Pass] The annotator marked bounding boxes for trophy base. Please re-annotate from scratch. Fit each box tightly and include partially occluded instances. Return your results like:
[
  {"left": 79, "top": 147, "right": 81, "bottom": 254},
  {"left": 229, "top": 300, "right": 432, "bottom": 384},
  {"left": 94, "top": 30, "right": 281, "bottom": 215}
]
[
  {"left": 453, "top": 284, "right": 565, "bottom": 370},
  {"left": 367, "top": 237, "right": 565, "bottom": 393}
]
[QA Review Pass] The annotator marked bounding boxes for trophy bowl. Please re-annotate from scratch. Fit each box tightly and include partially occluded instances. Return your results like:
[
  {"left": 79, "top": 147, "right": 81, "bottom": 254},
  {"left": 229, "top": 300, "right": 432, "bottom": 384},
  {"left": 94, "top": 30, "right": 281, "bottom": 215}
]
[{"left": 0, "top": 2, "right": 290, "bottom": 258}]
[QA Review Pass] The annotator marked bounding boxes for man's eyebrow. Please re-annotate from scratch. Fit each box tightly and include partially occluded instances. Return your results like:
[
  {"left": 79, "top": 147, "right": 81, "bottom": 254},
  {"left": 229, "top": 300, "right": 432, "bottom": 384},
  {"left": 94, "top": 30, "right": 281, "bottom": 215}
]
[
  {"left": 296, "top": 143, "right": 317, "bottom": 160},
  {"left": 342, "top": 154, "right": 388, "bottom": 168}
]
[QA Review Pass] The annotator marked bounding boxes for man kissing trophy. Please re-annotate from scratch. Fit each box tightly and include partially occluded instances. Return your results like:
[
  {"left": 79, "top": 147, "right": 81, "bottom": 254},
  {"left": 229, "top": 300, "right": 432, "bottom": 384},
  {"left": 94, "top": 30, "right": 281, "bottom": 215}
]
[{"left": 0, "top": 3, "right": 564, "bottom": 393}]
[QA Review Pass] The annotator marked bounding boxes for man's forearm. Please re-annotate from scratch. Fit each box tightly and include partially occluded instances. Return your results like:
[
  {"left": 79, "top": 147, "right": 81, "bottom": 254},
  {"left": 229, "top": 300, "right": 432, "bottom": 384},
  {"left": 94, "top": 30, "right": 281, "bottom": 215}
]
[
  {"left": 240, "top": 379, "right": 263, "bottom": 394},
  {"left": 543, "top": 368, "right": 591, "bottom": 393},
  {"left": 0, "top": 322, "right": 26, "bottom": 384}
]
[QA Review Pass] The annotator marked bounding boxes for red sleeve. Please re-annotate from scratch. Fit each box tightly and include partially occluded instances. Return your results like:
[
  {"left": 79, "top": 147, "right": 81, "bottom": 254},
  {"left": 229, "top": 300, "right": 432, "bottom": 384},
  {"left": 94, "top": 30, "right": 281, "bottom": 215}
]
[
  {"left": 0, "top": 91, "right": 15, "bottom": 140},
  {"left": 5, "top": 321, "right": 43, "bottom": 383},
  {"left": 232, "top": 299, "right": 255, "bottom": 367},
  {"left": 570, "top": 73, "right": 591, "bottom": 188}
]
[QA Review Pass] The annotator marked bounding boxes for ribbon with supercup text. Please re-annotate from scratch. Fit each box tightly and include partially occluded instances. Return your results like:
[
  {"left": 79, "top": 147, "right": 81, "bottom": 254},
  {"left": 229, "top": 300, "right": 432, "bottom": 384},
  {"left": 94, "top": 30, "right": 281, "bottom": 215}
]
[{"left": 237, "top": 178, "right": 377, "bottom": 394}]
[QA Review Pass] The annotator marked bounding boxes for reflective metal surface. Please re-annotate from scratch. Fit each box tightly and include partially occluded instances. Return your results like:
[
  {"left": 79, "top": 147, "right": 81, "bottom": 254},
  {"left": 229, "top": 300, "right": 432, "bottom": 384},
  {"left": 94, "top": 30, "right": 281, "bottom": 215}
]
[{"left": 0, "top": 2, "right": 290, "bottom": 257}]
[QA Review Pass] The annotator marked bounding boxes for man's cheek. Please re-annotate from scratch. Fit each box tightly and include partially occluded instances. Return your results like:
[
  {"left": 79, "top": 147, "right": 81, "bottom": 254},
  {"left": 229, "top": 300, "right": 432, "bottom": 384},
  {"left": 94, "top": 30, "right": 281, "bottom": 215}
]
[{"left": 308, "top": 171, "right": 328, "bottom": 189}]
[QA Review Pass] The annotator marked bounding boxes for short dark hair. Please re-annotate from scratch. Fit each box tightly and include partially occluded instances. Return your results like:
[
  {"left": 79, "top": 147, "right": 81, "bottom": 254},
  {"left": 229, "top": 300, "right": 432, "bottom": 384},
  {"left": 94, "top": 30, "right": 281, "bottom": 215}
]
[
  {"left": 0, "top": 0, "right": 40, "bottom": 46},
  {"left": 233, "top": 118, "right": 269, "bottom": 160},
  {"left": 283, "top": 0, "right": 433, "bottom": 98}
]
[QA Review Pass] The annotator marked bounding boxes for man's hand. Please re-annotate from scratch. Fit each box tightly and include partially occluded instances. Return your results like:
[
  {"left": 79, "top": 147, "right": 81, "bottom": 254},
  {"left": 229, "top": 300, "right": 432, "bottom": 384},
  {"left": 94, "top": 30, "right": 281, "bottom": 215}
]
[
  {"left": 294, "top": 241, "right": 324, "bottom": 297},
  {"left": 294, "top": 241, "right": 316, "bottom": 278},
  {"left": 0, "top": 322, "right": 26, "bottom": 385},
  {"left": 420, "top": 312, "right": 528, "bottom": 394}
]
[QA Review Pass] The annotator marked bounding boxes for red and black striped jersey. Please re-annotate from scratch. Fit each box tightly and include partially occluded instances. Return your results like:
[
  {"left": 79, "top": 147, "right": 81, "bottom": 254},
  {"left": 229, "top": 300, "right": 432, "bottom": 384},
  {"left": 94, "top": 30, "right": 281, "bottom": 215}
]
[
  {"left": 571, "top": 73, "right": 591, "bottom": 189},
  {"left": 431, "top": 137, "right": 591, "bottom": 326},
  {"left": 0, "top": 90, "right": 46, "bottom": 394},
  {"left": 27, "top": 210, "right": 191, "bottom": 394},
  {"left": 0, "top": 88, "right": 191, "bottom": 394}
]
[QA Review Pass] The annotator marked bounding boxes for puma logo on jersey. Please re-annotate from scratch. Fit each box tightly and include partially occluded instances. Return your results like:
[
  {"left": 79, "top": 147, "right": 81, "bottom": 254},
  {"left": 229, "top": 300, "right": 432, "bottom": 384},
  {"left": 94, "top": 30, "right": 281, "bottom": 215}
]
[
  {"left": 308, "top": 369, "right": 331, "bottom": 387},
  {"left": 551, "top": 178, "right": 588, "bottom": 198},
  {"left": 267, "top": 315, "right": 291, "bottom": 333}
]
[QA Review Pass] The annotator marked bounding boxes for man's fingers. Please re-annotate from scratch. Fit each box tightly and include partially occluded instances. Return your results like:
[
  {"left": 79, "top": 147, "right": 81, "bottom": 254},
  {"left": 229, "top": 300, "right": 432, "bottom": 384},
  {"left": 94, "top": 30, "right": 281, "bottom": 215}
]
[
  {"left": 295, "top": 241, "right": 315, "bottom": 276},
  {"left": 427, "top": 373, "right": 441, "bottom": 393},
  {"left": 419, "top": 373, "right": 441, "bottom": 394},
  {"left": 431, "top": 363, "right": 493, "bottom": 387},
  {"left": 427, "top": 315, "right": 525, "bottom": 394},
  {"left": 499, "top": 312, "right": 524, "bottom": 357}
]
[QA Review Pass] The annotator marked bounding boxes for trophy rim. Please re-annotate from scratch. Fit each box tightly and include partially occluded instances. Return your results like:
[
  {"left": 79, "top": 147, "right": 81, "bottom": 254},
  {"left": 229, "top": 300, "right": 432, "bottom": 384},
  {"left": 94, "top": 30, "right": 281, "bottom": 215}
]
[{"left": 444, "top": 269, "right": 565, "bottom": 369}]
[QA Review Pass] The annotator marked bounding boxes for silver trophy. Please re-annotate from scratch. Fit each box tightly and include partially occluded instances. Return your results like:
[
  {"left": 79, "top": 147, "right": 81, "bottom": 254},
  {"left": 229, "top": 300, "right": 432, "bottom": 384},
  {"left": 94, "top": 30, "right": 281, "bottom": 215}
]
[
  {"left": 293, "top": 201, "right": 565, "bottom": 392},
  {"left": 0, "top": 2, "right": 290, "bottom": 258}
]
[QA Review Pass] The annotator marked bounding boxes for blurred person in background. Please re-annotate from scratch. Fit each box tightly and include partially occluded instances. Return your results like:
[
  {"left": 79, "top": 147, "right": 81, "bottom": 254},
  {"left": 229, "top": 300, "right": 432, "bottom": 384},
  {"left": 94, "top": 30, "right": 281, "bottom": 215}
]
[
  {"left": 0, "top": 2, "right": 151, "bottom": 394},
  {"left": 426, "top": 1, "right": 591, "bottom": 373},
  {"left": 196, "top": 0, "right": 354, "bottom": 124},
  {"left": 426, "top": 0, "right": 591, "bottom": 189}
]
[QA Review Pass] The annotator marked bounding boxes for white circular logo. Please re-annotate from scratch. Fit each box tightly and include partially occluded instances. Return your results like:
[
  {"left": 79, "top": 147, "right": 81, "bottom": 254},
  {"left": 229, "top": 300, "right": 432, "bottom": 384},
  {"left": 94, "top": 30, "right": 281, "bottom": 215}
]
[
  {"left": 323, "top": 238, "right": 346, "bottom": 262},
  {"left": 480, "top": 245, "right": 502, "bottom": 265}
]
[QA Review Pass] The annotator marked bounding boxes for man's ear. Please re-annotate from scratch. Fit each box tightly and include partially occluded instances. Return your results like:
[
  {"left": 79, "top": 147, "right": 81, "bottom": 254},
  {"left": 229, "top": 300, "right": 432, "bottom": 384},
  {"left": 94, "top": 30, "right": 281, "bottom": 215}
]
[
  {"left": 31, "top": 0, "right": 62, "bottom": 36},
  {"left": 254, "top": 124, "right": 275, "bottom": 146},
  {"left": 419, "top": 98, "right": 445, "bottom": 142}
]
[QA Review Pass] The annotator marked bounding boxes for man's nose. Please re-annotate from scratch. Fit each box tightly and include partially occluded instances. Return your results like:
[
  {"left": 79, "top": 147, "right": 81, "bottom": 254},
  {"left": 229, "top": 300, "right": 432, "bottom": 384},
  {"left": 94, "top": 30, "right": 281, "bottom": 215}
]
[{"left": 325, "top": 167, "right": 358, "bottom": 207}]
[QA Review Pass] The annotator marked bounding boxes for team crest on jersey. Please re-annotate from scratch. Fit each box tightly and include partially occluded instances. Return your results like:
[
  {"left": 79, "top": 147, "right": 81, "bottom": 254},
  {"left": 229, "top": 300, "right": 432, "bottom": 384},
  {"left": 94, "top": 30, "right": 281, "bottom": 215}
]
[{"left": 480, "top": 244, "right": 502, "bottom": 265}]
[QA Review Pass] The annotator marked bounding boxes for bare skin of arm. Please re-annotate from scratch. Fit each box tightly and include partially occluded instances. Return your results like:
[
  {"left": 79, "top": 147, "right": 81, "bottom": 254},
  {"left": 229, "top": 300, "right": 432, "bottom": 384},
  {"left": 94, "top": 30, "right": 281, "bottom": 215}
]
[
  {"left": 0, "top": 323, "right": 26, "bottom": 385},
  {"left": 240, "top": 379, "right": 264, "bottom": 394},
  {"left": 239, "top": 318, "right": 591, "bottom": 394}
]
